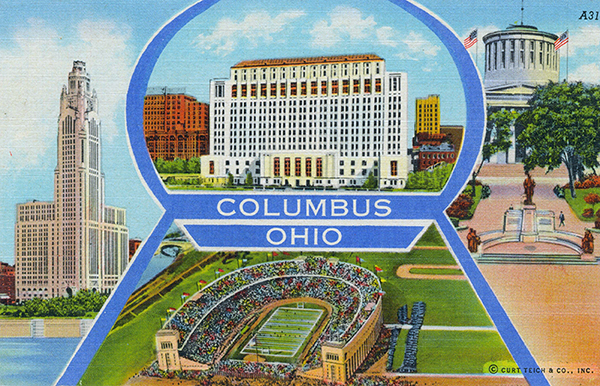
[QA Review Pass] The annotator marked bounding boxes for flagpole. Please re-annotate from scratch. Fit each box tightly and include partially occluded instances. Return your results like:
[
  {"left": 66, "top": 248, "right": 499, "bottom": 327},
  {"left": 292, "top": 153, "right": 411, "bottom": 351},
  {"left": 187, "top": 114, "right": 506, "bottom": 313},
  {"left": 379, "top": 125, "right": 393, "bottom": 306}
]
[
  {"left": 476, "top": 35, "right": 479, "bottom": 70},
  {"left": 566, "top": 29, "right": 569, "bottom": 82}
]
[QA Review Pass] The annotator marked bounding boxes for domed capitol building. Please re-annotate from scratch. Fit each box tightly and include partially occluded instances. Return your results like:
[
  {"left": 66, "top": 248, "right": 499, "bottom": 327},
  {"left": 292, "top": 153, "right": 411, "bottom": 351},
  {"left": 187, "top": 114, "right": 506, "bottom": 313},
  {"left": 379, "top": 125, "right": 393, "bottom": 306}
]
[{"left": 483, "top": 24, "right": 560, "bottom": 163}]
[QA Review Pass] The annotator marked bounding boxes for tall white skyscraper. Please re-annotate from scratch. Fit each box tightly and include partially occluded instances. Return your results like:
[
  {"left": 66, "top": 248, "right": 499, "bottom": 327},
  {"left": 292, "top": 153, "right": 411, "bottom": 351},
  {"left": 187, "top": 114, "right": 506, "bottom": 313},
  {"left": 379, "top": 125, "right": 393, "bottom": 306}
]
[
  {"left": 14, "top": 61, "right": 128, "bottom": 300},
  {"left": 201, "top": 54, "right": 409, "bottom": 188}
]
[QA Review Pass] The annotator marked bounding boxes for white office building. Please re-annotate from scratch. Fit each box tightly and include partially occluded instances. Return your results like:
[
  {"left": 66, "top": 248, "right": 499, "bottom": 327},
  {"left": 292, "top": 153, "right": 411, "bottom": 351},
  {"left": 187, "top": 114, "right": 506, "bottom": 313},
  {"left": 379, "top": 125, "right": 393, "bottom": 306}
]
[{"left": 201, "top": 54, "right": 409, "bottom": 188}]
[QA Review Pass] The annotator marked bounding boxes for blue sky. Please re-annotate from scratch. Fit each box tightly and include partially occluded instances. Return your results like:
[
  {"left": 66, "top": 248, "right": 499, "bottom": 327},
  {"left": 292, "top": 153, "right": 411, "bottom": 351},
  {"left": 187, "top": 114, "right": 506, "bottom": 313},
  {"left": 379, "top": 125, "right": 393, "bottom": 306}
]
[{"left": 0, "top": 0, "right": 599, "bottom": 265}]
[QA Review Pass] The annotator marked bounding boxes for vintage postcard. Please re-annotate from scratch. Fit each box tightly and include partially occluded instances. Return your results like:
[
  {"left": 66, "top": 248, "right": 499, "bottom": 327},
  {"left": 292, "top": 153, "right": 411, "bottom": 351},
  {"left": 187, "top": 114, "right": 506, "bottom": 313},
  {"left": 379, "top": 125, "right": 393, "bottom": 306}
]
[{"left": 0, "top": 1, "right": 599, "bottom": 385}]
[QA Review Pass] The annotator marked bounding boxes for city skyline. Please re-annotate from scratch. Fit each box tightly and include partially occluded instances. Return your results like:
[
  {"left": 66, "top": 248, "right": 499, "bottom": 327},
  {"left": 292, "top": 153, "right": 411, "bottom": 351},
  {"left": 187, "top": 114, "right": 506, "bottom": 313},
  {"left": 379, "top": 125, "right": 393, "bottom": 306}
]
[{"left": 1, "top": 0, "right": 599, "bottom": 264}]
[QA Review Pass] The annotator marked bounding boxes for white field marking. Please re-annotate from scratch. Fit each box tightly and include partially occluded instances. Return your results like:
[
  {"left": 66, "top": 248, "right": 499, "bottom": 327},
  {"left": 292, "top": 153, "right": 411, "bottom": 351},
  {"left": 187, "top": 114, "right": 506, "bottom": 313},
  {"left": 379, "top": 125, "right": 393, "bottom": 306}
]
[{"left": 240, "top": 306, "right": 324, "bottom": 358}]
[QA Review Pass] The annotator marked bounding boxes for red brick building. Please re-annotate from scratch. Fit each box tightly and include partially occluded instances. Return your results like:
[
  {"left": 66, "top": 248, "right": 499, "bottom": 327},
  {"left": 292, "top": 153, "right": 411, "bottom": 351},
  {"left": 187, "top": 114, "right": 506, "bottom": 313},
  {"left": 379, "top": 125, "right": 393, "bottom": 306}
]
[
  {"left": 412, "top": 132, "right": 457, "bottom": 171},
  {"left": 418, "top": 143, "right": 456, "bottom": 170},
  {"left": 0, "top": 262, "right": 15, "bottom": 304},
  {"left": 129, "top": 238, "right": 142, "bottom": 261},
  {"left": 144, "top": 88, "right": 209, "bottom": 161}
]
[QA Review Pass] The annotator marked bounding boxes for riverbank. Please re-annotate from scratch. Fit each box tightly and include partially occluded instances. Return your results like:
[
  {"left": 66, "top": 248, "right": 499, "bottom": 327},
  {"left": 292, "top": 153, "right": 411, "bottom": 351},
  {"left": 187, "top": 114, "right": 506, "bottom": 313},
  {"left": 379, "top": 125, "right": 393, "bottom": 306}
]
[{"left": 0, "top": 318, "right": 93, "bottom": 338}]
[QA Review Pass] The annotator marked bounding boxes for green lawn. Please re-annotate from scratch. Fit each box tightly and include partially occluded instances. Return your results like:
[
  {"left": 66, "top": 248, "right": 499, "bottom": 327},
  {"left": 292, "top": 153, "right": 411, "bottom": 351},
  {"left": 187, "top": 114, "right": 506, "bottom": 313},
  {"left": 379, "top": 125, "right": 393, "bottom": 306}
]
[
  {"left": 414, "top": 224, "right": 446, "bottom": 247},
  {"left": 333, "top": 250, "right": 492, "bottom": 326},
  {"left": 409, "top": 268, "right": 463, "bottom": 275},
  {"left": 391, "top": 328, "right": 408, "bottom": 370},
  {"left": 416, "top": 330, "right": 516, "bottom": 374},
  {"left": 236, "top": 305, "right": 326, "bottom": 362},
  {"left": 463, "top": 185, "right": 483, "bottom": 219},
  {"left": 564, "top": 187, "right": 600, "bottom": 222}
]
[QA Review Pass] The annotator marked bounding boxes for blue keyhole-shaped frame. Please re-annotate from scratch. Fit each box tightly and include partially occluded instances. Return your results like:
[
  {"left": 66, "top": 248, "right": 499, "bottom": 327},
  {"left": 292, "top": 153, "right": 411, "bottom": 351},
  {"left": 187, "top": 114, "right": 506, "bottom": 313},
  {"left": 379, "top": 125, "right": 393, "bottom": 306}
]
[{"left": 57, "top": 0, "right": 547, "bottom": 385}]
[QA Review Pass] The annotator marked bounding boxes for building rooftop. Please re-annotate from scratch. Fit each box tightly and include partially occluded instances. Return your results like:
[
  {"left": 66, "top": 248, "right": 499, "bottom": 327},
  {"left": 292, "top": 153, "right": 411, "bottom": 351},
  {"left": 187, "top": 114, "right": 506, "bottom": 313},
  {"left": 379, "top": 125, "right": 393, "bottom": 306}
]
[
  {"left": 232, "top": 54, "right": 383, "bottom": 69},
  {"left": 483, "top": 24, "right": 558, "bottom": 41}
]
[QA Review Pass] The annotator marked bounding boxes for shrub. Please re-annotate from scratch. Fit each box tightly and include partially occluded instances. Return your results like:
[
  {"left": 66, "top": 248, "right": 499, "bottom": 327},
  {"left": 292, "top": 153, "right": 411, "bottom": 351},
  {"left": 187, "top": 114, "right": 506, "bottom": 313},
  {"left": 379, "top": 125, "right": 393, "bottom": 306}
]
[
  {"left": 582, "top": 208, "right": 595, "bottom": 218},
  {"left": 481, "top": 185, "right": 491, "bottom": 199},
  {"left": 584, "top": 193, "right": 600, "bottom": 205},
  {"left": 553, "top": 185, "right": 565, "bottom": 199},
  {"left": 446, "top": 194, "right": 474, "bottom": 219}
]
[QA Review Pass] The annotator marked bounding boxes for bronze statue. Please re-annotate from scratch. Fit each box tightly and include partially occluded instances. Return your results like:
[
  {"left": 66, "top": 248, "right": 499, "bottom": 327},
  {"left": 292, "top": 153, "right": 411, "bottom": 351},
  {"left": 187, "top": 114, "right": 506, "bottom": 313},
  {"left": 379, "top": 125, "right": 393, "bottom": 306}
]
[
  {"left": 523, "top": 172, "right": 536, "bottom": 205},
  {"left": 582, "top": 230, "right": 594, "bottom": 254},
  {"left": 467, "top": 228, "right": 481, "bottom": 253}
]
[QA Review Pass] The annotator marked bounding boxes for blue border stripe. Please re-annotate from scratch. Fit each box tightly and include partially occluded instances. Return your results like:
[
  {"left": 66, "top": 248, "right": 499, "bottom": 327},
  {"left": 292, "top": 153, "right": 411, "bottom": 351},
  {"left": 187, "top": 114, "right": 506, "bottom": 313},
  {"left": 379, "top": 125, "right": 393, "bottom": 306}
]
[{"left": 436, "top": 214, "right": 549, "bottom": 386}]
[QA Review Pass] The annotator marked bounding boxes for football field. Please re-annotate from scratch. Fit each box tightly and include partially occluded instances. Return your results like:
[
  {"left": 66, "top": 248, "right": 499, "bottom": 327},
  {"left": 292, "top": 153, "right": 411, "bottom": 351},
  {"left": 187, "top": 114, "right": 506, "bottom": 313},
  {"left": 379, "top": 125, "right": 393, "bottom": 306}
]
[{"left": 240, "top": 306, "right": 323, "bottom": 358}]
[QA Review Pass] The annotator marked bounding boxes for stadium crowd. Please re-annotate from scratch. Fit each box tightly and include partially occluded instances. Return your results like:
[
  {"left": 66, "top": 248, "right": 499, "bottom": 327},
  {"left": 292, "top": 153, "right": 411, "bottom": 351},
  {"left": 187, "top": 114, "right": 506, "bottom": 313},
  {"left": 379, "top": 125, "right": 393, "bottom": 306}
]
[
  {"left": 180, "top": 276, "right": 359, "bottom": 364},
  {"left": 166, "top": 256, "right": 382, "bottom": 370}
]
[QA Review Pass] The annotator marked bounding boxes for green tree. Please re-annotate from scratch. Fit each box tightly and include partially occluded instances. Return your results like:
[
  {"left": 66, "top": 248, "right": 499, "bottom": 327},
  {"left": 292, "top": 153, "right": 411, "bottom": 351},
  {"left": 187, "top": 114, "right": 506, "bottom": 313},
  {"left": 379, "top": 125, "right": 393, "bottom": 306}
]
[
  {"left": 469, "top": 109, "right": 515, "bottom": 196},
  {"left": 153, "top": 158, "right": 167, "bottom": 173},
  {"left": 245, "top": 172, "right": 253, "bottom": 186},
  {"left": 362, "top": 172, "right": 378, "bottom": 189},
  {"left": 227, "top": 173, "right": 234, "bottom": 187},
  {"left": 172, "top": 158, "right": 185, "bottom": 173},
  {"left": 186, "top": 157, "right": 201, "bottom": 173},
  {"left": 518, "top": 82, "right": 600, "bottom": 198}
]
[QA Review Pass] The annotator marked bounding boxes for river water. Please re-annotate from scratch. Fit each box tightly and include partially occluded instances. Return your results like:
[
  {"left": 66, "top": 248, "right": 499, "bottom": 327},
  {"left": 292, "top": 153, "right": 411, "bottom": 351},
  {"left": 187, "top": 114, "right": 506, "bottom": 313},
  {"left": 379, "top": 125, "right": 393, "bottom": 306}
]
[{"left": 0, "top": 337, "right": 81, "bottom": 385}]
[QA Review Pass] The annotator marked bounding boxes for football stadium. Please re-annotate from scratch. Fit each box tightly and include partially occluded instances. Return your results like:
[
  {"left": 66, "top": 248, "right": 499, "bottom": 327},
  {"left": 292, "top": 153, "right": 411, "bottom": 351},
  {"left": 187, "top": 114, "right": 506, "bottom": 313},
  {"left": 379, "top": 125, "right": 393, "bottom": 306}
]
[{"left": 155, "top": 256, "right": 384, "bottom": 383}]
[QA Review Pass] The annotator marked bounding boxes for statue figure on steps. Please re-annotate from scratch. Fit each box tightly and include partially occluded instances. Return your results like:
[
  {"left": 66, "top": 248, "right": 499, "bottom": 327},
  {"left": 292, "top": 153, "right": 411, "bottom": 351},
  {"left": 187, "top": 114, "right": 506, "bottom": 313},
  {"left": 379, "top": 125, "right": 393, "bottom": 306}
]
[
  {"left": 523, "top": 172, "right": 536, "bottom": 205},
  {"left": 582, "top": 230, "right": 594, "bottom": 254},
  {"left": 467, "top": 228, "right": 481, "bottom": 253}
]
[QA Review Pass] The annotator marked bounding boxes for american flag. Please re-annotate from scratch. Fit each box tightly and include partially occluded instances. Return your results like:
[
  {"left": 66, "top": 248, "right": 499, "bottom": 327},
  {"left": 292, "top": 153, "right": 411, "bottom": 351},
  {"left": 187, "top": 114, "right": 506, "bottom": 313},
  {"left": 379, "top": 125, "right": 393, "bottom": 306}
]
[
  {"left": 463, "top": 29, "right": 478, "bottom": 49},
  {"left": 554, "top": 31, "right": 568, "bottom": 50}
]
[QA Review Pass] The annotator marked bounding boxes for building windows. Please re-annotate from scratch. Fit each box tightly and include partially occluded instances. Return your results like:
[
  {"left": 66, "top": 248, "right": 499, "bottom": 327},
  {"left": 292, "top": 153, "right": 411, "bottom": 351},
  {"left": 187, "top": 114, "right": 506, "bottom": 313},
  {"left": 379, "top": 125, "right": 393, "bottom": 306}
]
[
  {"left": 353, "top": 79, "right": 360, "bottom": 94},
  {"left": 305, "top": 157, "right": 312, "bottom": 176},
  {"left": 261, "top": 84, "right": 267, "bottom": 97},
  {"left": 291, "top": 82, "right": 297, "bottom": 96},
  {"left": 241, "top": 84, "right": 247, "bottom": 98},
  {"left": 364, "top": 79, "right": 371, "bottom": 93},
  {"left": 209, "top": 161, "right": 214, "bottom": 174},
  {"left": 510, "top": 40, "right": 515, "bottom": 64},
  {"left": 273, "top": 157, "right": 280, "bottom": 176},
  {"left": 284, "top": 157, "right": 291, "bottom": 176},
  {"left": 316, "top": 158, "right": 323, "bottom": 177},
  {"left": 216, "top": 84, "right": 225, "bottom": 98},
  {"left": 529, "top": 41, "right": 535, "bottom": 67},
  {"left": 270, "top": 83, "right": 277, "bottom": 97},
  {"left": 280, "top": 83, "right": 286, "bottom": 97},
  {"left": 332, "top": 80, "right": 339, "bottom": 95},
  {"left": 390, "top": 160, "right": 398, "bottom": 176},
  {"left": 375, "top": 79, "right": 382, "bottom": 93},
  {"left": 519, "top": 39, "right": 525, "bottom": 66},
  {"left": 342, "top": 80, "right": 350, "bottom": 94},
  {"left": 301, "top": 82, "right": 307, "bottom": 96},
  {"left": 311, "top": 81, "right": 317, "bottom": 95},
  {"left": 295, "top": 158, "right": 302, "bottom": 176},
  {"left": 251, "top": 84, "right": 257, "bottom": 98},
  {"left": 321, "top": 81, "right": 327, "bottom": 95},
  {"left": 231, "top": 85, "right": 237, "bottom": 98}
]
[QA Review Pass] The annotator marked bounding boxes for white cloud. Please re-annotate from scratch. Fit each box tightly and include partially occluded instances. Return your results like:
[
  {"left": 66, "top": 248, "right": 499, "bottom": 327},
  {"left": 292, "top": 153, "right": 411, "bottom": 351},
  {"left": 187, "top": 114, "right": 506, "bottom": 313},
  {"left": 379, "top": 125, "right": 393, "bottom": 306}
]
[
  {"left": 310, "top": 6, "right": 376, "bottom": 48},
  {"left": 569, "top": 25, "right": 600, "bottom": 52},
  {"left": 0, "top": 18, "right": 133, "bottom": 170},
  {"left": 571, "top": 63, "right": 600, "bottom": 83},
  {"left": 195, "top": 10, "right": 306, "bottom": 55},
  {"left": 402, "top": 31, "right": 440, "bottom": 57},
  {"left": 376, "top": 26, "right": 398, "bottom": 47}
]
